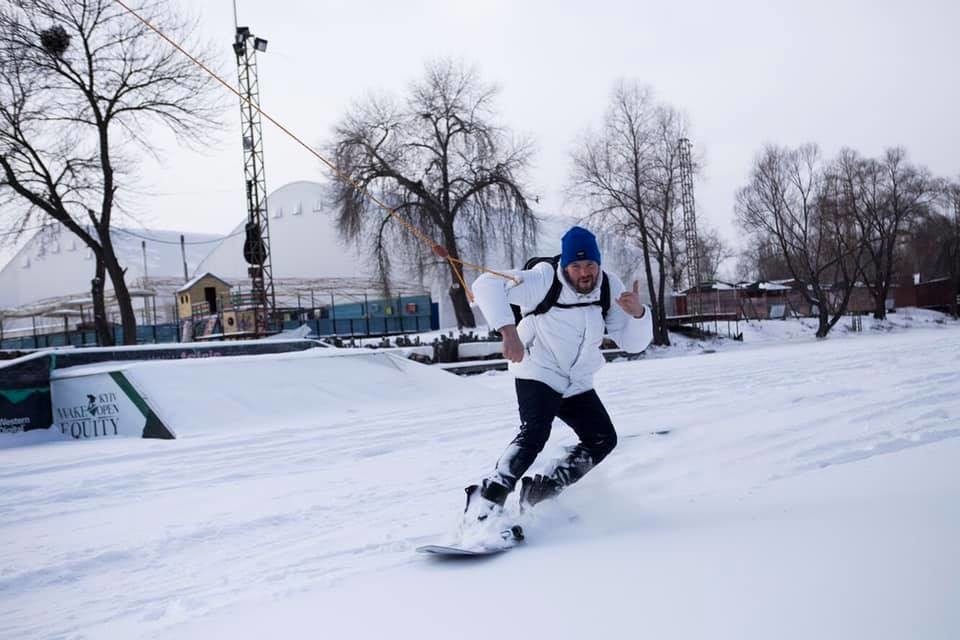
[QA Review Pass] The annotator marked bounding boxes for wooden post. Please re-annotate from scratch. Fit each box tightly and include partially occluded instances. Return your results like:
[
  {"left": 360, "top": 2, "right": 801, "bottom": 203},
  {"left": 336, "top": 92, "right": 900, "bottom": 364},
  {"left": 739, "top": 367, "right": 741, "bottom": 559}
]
[
  {"left": 180, "top": 235, "right": 188, "bottom": 282},
  {"left": 364, "top": 293, "right": 370, "bottom": 336},
  {"left": 330, "top": 293, "right": 336, "bottom": 335}
]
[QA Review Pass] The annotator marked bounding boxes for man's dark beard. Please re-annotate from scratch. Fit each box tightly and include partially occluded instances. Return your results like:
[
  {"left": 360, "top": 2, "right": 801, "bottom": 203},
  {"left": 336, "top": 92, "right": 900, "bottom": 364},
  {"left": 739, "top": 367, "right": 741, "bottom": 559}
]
[{"left": 571, "top": 274, "right": 596, "bottom": 294}]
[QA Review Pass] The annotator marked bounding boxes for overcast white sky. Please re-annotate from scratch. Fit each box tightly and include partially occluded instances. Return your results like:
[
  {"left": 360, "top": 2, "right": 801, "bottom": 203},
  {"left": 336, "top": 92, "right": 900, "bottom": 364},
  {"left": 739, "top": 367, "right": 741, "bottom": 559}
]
[{"left": 3, "top": 0, "right": 959, "bottom": 272}]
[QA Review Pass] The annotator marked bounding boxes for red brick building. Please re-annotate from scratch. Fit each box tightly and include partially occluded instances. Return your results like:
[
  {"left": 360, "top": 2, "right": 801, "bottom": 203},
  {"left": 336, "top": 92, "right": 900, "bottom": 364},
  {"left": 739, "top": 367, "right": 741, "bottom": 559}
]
[{"left": 679, "top": 280, "right": 902, "bottom": 320}]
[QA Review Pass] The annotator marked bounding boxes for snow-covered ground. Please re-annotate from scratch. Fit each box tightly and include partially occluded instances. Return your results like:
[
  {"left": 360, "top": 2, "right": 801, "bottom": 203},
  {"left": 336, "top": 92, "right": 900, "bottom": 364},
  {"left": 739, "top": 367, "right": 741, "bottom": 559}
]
[{"left": 2, "top": 311, "right": 959, "bottom": 639}]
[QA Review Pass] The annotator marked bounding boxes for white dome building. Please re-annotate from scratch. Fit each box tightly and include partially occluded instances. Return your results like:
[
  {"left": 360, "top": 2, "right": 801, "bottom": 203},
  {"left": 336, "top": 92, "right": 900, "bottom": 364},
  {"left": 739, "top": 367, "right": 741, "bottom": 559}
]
[
  {"left": 194, "top": 181, "right": 413, "bottom": 292},
  {"left": 0, "top": 224, "right": 217, "bottom": 324}
]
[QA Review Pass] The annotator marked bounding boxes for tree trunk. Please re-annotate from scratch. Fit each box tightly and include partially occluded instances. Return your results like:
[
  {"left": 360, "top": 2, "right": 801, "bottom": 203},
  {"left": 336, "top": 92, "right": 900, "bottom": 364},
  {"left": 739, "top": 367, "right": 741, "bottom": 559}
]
[
  {"left": 950, "top": 272, "right": 959, "bottom": 320},
  {"left": 91, "top": 255, "right": 113, "bottom": 346},
  {"left": 812, "top": 277, "right": 857, "bottom": 338},
  {"left": 655, "top": 253, "right": 671, "bottom": 346},
  {"left": 808, "top": 282, "right": 830, "bottom": 338},
  {"left": 952, "top": 236, "right": 960, "bottom": 319},
  {"left": 815, "top": 305, "right": 830, "bottom": 338},
  {"left": 639, "top": 235, "right": 669, "bottom": 346},
  {"left": 100, "top": 232, "right": 138, "bottom": 345},
  {"left": 444, "top": 260, "right": 476, "bottom": 329},
  {"left": 448, "top": 282, "right": 476, "bottom": 329},
  {"left": 440, "top": 227, "right": 476, "bottom": 329},
  {"left": 870, "top": 275, "right": 890, "bottom": 320},
  {"left": 872, "top": 284, "right": 888, "bottom": 320}
]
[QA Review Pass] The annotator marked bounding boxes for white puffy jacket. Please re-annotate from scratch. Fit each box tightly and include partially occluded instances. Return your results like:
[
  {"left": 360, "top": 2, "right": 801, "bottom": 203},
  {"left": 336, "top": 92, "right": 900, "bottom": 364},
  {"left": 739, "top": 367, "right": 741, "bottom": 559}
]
[{"left": 472, "top": 262, "right": 654, "bottom": 397}]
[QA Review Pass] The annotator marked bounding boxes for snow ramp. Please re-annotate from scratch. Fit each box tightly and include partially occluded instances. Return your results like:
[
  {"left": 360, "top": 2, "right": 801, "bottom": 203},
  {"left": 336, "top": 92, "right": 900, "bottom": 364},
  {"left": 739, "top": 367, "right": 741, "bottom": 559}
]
[{"left": 45, "top": 349, "right": 468, "bottom": 442}]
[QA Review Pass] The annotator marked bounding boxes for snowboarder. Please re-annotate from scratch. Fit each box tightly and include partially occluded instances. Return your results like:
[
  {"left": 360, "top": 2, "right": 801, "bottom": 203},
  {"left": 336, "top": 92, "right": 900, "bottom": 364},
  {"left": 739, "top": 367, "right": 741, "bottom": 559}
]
[{"left": 464, "top": 225, "right": 653, "bottom": 526}]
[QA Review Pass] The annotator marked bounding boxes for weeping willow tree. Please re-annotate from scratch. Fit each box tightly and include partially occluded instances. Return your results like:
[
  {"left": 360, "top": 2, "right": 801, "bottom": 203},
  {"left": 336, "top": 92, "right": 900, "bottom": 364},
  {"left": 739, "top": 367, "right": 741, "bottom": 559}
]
[{"left": 328, "top": 59, "right": 537, "bottom": 328}]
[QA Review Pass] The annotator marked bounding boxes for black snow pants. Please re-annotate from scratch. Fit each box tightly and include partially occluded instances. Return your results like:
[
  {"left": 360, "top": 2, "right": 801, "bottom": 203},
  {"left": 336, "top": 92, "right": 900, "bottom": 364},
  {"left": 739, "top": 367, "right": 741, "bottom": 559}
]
[{"left": 488, "top": 378, "right": 618, "bottom": 494}]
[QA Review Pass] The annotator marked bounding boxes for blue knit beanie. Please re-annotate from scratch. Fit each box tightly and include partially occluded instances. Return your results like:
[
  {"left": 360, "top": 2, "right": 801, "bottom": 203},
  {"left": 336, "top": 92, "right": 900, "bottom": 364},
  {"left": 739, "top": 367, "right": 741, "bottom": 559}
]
[{"left": 560, "top": 226, "right": 601, "bottom": 267}]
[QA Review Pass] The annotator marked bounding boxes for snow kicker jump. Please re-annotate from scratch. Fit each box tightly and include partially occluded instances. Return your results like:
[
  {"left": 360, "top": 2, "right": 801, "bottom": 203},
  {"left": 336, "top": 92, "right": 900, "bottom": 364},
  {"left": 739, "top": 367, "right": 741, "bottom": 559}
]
[{"left": 1, "top": 342, "right": 465, "bottom": 446}]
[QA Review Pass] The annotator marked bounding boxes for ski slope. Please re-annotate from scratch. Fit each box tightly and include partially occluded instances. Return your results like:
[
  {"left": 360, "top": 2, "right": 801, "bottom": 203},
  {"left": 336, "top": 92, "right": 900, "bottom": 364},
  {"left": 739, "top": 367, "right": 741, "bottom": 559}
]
[{"left": 2, "top": 315, "right": 959, "bottom": 639}]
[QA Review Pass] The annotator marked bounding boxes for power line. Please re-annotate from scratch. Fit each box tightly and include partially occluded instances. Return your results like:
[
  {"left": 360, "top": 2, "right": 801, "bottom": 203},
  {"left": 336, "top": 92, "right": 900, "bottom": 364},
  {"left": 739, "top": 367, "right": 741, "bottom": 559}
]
[
  {"left": 114, "top": 227, "right": 244, "bottom": 245},
  {"left": 0, "top": 225, "right": 46, "bottom": 238},
  {"left": 1, "top": 224, "right": 242, "bottom": 244}
]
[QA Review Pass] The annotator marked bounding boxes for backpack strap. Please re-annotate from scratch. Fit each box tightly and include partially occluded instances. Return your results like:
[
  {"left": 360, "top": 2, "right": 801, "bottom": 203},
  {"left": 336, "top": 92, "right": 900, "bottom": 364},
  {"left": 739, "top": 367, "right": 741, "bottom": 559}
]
[
  {"left": 600, "top": 273, "right": 610, "bottom": 319},
  {"left": 529, "top": 266, "right": 564, "bottom": 316},
  {"left": 510, "top": 255, "right": 561, "bottom": 325},
  {"left": 526, "top": 268, "right": 610, "bottom": 320}
]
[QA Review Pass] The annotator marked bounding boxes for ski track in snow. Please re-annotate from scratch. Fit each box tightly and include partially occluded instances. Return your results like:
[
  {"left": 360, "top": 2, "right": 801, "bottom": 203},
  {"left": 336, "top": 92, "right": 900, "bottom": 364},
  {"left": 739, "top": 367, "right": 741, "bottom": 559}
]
[{"left": 2, "top": 321, "right": 959, "bottom": 639}]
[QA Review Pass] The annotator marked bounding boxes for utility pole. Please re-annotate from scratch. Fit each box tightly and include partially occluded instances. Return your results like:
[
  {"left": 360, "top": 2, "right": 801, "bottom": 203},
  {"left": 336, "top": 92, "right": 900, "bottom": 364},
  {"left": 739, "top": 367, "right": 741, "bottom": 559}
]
[
  {"left": 678, "top": 137, "right": 703, "bottom": 333},
  {"left": 141, "top": 240, "right": 151, "bottom": 324},
  {"left": 141, "top": 240, "right": 149, "bottom": 286},
  {"left": 233, "top": 18, "right": 275, "bottom": 337},
  {"left": 180, "top": 234, "right": 188, "bottom": 282}
]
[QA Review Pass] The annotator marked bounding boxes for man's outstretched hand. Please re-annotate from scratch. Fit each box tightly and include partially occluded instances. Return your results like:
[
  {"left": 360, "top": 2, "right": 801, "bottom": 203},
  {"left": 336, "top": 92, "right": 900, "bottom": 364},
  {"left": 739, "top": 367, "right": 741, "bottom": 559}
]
[{"left": 617, "top": 280, "right": 646, "bottom": 318}]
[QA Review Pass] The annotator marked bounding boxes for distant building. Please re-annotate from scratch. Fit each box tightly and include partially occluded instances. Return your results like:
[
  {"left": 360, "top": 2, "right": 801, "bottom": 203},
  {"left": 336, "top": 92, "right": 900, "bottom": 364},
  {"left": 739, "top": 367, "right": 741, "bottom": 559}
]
[
  {"left": 0, "top": 225, "right": 217, "bottom": 312},
  {"left": 896, "top": 276, "right": 959, "bottom": 312},
  {"left": 175, "top": 273, "right": 233, "bottom": 319},
  {"left": 0, "top": 225, "right": 218, "bottom": 343},
  {"left": 678, "top": 278, "right": 904, "bottom": 320}
]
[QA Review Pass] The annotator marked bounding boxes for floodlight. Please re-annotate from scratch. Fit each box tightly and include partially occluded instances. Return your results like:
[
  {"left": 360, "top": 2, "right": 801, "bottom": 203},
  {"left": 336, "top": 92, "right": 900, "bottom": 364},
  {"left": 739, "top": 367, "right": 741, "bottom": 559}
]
[{"left": 253, "top": 38, "right": 268, "bottom": 52}]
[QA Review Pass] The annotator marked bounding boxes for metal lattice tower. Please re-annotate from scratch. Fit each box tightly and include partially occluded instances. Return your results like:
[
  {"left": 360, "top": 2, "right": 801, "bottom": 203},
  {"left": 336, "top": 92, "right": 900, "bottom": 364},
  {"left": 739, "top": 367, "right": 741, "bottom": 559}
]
[
  {"left": 233, "top": 25, "right": 275, "bottom": 336},
  {"left": 677, "top": 137, "right": 702, "bottom": 322}
]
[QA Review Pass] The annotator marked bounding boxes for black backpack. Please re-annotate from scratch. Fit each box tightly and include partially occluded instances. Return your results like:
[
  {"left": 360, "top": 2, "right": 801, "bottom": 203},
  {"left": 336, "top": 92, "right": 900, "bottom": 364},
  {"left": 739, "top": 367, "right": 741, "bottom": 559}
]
[{"left": 509, "top": 255, "right": 610, "bottom": 325}]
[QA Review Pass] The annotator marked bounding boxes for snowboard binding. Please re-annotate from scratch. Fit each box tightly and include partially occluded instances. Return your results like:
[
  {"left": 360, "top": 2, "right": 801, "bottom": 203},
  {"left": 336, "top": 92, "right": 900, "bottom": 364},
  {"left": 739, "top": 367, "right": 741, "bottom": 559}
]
[{"left": 518, "top": 474, "right": 563, "bottom": 511}]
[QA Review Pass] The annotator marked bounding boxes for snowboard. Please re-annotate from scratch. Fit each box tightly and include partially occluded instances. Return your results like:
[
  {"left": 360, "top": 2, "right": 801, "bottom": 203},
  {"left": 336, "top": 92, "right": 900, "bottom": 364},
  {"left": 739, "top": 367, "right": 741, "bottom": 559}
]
[
  {"left": 416, "top": 524, "right": 524, "bottom": 557},
  {"left": 416, "top": 543, "right": 512, "bottom": 556},
  {"left": 623, "top": 428, "right": 671, "bottom": 439}
]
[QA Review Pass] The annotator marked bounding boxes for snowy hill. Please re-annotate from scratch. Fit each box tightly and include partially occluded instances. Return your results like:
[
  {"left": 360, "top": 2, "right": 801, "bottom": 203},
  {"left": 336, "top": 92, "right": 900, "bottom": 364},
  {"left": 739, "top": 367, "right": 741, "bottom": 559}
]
[{"left": 2, "top": 316, "right": 958, "bottom": 639}]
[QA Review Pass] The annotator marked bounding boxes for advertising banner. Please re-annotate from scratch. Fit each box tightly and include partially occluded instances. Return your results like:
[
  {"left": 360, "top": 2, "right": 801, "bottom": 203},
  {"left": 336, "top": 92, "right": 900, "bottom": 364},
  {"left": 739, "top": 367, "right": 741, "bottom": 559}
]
[
  {"left": 1, "top": 339, "right": 319, "bottom": 440},
  {"left": 0, "top": 387, "right": 51, "bottom": 433},
  {"left": 50, "top": 371, "right": 174, "bottom": 441},
  {"left": 0, "top": 352, "right": 53, "bottom": 433}
]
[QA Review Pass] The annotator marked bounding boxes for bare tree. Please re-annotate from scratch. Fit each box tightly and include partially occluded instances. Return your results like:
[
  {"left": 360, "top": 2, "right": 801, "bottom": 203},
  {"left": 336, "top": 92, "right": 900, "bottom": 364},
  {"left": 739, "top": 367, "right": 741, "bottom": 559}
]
[
  {"left": 0, "top": 0, "right": 221, "bottom": 344},
  {"left": 939, "top": 178, "right": 960, "bottom": 318},
  {"left": 735, "top": 144, "right": 865, "bottom": 338},
  {"left": 569, "top": 81, "right": 692, "bottom": 346},
  {"left": 906, "top": 178, "right": 960, "bottom": 318},
  {"left": 665, "top": 217, "right": 730, "bottom": 287},
  {"left": 328, "top": 60, "right": 537, "bottom": 328},
  {"left": 735, "top": 236, "right": 793, "bottom": 283},
  {"left": 696, "top": 224, "right": 735, "bottom": 282},
  {"left": 946, "top": 179, "right": 960, "bottom": 318},
  {"left": 836, "top": 147, "right": 935, "bottom": 319}
]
